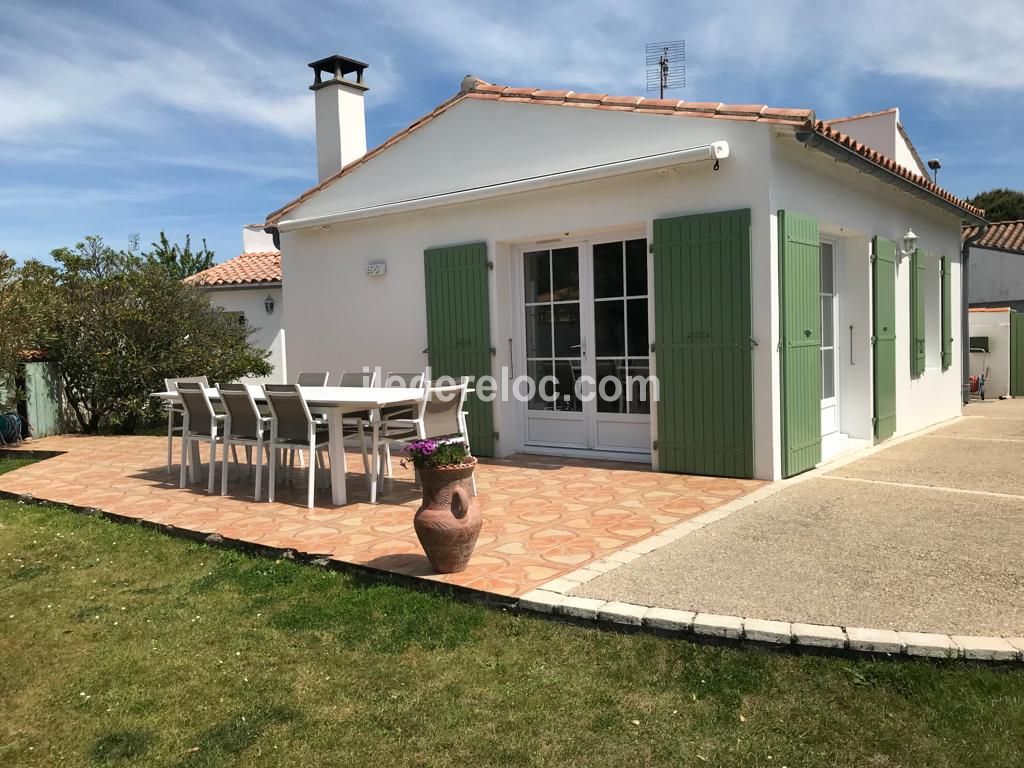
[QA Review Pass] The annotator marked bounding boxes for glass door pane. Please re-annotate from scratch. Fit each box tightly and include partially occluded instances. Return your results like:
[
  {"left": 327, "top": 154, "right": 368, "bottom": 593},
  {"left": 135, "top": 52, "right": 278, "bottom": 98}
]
[
  {"left": 524, "top": 247, "right": 581, "bottom": 412},
  {"left": 592, "top": 238, "right": 650, "bottom": 416}
]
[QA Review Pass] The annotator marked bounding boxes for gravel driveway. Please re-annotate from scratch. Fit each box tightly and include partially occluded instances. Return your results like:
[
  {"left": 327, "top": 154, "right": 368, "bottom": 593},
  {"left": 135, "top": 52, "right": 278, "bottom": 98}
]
[{"left": 572, "top": 400, "right": 1024, "bottom": 636}]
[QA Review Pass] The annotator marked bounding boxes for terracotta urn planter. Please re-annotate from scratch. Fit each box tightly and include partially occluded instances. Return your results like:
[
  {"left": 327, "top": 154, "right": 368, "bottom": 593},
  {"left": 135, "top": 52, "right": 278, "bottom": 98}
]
[{"left": 413, "top": 458, "right": 481, "bottom": 573}]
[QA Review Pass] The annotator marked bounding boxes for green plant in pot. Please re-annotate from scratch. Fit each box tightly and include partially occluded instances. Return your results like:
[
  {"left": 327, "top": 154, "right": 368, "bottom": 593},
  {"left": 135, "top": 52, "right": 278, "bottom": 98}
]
[{"left": 402, "top": 439, "right": 481, "bottom": 573}]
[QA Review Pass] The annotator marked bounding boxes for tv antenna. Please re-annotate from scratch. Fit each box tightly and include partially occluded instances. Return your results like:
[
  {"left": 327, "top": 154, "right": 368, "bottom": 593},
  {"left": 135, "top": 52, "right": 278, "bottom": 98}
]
[
  {"left": 128, "top": 232, "right": 140, "bottom": 253},
  {"left": 646, "top": 40, "right": 685, "bottom": 99}
]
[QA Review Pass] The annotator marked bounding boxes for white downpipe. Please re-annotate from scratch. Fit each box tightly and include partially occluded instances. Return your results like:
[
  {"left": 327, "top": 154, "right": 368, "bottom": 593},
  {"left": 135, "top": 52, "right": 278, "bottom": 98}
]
[{"left": 277, "top": 141, "right": 730, "bottom": 231}]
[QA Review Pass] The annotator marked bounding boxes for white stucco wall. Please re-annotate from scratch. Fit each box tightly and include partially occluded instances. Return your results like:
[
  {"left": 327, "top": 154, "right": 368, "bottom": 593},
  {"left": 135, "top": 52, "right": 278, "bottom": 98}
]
[
  {"left": 281, "top": 99, "right": 777, "bottom": 476},
  {"left": 770, "top": 134, "right": 964, "bottom": 463},
  {"left": 968, "top": 246, "right": 1024, "bottom": 308},
  {"left": 205, "top": 286, "right": 286, "bottom": 384},
  {"left": 277, "top": 97, "right": 965, "bottom": 480},
  {"left": 968, "top": 309, "right": 1011, "bottom": 398}
]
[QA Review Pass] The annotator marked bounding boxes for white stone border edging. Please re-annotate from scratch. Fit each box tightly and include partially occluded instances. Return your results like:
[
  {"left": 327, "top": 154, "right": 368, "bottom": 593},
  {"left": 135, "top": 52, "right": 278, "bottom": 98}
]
[{"left": 517, "top": 588, "right": 1024, "bottom": 662}]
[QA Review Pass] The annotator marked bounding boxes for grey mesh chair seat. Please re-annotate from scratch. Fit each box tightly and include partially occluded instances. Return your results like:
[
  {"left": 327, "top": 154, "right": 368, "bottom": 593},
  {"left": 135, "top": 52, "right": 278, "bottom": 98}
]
[{"left": 272, "top": 426, "right": 330, "bottom": 447}]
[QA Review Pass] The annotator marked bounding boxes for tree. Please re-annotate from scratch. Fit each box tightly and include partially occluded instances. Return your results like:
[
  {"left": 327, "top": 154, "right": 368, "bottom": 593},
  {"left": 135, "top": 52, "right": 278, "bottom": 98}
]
[
  {"left": 23, "top": 236, "right": 271, "bottom": 433},
  {"left": 144, "top": 231, "right": 215, "bottom": 280},
  {"left": 969, "top": 188, "right": 1024, "bottom": 222},
  {"left": 0, "top": 251, "right": 51, "bottom": 409}
]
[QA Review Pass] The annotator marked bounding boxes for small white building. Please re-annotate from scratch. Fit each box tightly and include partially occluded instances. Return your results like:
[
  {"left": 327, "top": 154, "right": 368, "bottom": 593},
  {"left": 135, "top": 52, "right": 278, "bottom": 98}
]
[
  {"left": 966, "top": 220, "right": 1024, "bottom": 312},
  {"left": 185, "top": 225, "right": 286, "bottom": 384},
  {"left": 263, "top": 54, "right": 985, "bottom": 481}
]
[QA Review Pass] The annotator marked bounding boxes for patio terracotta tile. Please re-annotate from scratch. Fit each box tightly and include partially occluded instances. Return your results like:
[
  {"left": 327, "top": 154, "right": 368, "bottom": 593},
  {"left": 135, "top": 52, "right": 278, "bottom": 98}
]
[{"left": 1, "top": 437, "right": 765, "bottom": 597}]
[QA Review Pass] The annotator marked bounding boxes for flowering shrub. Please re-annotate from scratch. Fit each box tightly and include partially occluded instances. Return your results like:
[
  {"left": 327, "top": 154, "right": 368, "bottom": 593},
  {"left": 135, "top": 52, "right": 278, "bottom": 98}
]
[{"left": 401, "top": 439, "right": 471, "bottom": 469}]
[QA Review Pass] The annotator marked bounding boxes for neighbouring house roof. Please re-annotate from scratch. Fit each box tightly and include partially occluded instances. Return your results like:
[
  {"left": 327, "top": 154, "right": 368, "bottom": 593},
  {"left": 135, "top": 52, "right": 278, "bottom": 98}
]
[
  {"left": 964, "top": 220, "right": 1024, "bottom": 254},
  {"left": 184, "top": 251, "right": 281, "bottom": 287},
  {"left": 265, "top": 78, "right": 985, "bottom": 226}
]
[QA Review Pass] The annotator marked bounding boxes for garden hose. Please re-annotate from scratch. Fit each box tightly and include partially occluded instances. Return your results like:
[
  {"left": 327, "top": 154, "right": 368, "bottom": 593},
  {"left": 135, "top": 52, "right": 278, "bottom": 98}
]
[{"left": 0, "top": 412, "right": 22, "bottom": 445}]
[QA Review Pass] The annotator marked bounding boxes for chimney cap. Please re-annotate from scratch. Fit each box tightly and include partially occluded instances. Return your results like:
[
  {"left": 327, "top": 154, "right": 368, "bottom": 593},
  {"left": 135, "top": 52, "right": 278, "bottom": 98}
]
[{"left": 309, "top": 54, "right": 369, "bottom": 90}]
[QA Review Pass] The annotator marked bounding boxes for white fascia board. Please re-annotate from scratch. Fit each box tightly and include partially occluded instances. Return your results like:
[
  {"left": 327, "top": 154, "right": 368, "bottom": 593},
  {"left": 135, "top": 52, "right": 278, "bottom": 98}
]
[{"left": 277, "top": 141, "right": 730, "bottom": 232}]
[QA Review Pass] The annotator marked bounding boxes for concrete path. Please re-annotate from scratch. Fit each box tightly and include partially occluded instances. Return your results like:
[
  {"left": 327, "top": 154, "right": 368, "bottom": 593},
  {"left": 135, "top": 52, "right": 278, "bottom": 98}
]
[{"left": 573, "top": 400, "right": 1024, "bottom": 637}]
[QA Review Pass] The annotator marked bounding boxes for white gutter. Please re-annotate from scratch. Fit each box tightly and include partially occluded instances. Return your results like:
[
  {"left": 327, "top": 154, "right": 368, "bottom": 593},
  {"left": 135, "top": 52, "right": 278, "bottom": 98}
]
[{"left": 277, "top": 141, "right": 730, "bottom": 232}]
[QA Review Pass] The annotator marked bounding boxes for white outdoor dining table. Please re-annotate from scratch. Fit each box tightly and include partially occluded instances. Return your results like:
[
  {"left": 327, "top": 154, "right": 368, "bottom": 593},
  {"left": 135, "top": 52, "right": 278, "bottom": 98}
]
[{"left": 151, "top": 385, "right": 425, "bottom": 505}]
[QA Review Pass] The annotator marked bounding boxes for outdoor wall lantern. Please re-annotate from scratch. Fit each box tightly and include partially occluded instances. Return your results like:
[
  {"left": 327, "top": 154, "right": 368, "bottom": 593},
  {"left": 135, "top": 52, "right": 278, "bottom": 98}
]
[
  {"left": 264, "top": 295, "right": 275, "bottom": 314},
  {"left": 899, "top": 228, "right": 918, "bottom": 260}
]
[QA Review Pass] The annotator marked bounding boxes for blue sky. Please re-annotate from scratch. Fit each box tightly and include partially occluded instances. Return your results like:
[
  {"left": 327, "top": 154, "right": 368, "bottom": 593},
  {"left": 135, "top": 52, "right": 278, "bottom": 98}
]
[{"left": 2, "top": 0, "right": 1022, "bottom": 264}]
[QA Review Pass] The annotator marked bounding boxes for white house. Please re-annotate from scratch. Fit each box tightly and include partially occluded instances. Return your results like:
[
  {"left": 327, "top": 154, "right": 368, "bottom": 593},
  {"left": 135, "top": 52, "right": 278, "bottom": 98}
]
[
  {"left": 263, "top": 54, "right": 985, "bottom": 481},
  {"left": 964, "top": 222, "right": 1024, "bottom": 398},
  {"left": 966, "top": 220, "right": 1024, "bottom": 311},
  {"left": 185, "top": 225, "right": 287, "bottom": 384}
]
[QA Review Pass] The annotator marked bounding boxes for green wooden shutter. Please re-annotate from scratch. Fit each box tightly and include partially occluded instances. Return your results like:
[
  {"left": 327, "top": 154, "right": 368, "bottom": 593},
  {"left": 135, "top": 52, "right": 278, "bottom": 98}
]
[
  {"left": 778, "top": 210, "right": 821, "bottom": 478},
  {"left": 1011, "top": 313, "right": 1024, "bottom": 397},
  {"left": 652, "top": 209, "right": 753, "bottom": 478},
  {"left": 872, "top": 236, "right": 897, "bottom": 441},
  {"left": 424, "top": 242, "right": 495, "bottom": 456},
  {"left": 940, "top": 255, "right": 952, "bottom": 370},
  {"left": 910, "top": 249, "right": 926, "bottom": 376}
]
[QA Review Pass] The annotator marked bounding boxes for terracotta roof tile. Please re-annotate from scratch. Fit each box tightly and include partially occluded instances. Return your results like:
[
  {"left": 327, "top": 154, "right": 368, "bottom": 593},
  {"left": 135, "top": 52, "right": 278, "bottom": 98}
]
[
  {"left": 812, "top": 121, "right": 984, "bottom": 219},
  {"left": 184, "top": 251, "right": 281, "bottom": 287},
  {"left": 265, "top": 77, "right": 984, "bottom": 226},
  {"left": 964, "top": 220, "right": 1024, "bottom": 253}
]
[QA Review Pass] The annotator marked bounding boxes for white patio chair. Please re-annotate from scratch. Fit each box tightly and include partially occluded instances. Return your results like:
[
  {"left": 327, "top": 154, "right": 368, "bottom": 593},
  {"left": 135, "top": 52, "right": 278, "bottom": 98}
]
[
  {"left": 217, "top": 383, "right": 272, "bottom": 500},
  {"left": 176, "top": 381, "right": 224, "bottom": 494},
  {"left": 377, "top": 371, "right": 426, "bottom": 478},
  {"left": 381, "top": 376, "right": 476, "bottom": 495},
  {"left": 164, "top": 376, "right": 209, "bottom": 474},
  {"left": 335, "top": 370, "right": 378, "bottom": 478},
  {"left": 263, "top": 384, "right": 372, "bottom": 508}
]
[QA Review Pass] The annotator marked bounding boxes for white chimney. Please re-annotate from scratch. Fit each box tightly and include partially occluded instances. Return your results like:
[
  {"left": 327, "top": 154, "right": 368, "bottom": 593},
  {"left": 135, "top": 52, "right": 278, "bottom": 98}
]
[{"left": 309, "top": 55, "right": 369, "bottom": 183}]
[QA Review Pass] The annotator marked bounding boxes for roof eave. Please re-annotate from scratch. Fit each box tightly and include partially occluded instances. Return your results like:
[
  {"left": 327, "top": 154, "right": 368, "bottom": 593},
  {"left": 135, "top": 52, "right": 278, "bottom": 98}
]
[{"left": 793, "top": 127, "right": 986, "bottom": 224}]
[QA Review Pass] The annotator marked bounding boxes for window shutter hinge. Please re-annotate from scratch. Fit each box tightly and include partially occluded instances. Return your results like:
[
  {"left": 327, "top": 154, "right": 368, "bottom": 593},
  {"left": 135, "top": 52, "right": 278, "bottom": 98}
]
[
  {"left": 649, "top": 342, "right": 656, "bottom": 352},
  {"left": 648, "top": 242, "right": 655, "bottom": 254},
  {"left": 872, "top": 416, "right": 878, "bottom": 426},
  {"left": 488, "top": 261, "right": 494, "bottom": 270},
  {"left": 490, "top": 347, "right": 496, "bottom": 356},
  {"left": 493, "top": 432, "right": 499, "bottom": 441},
  {"left": 652, "top": 439, "right": 658, "bottom": 451}
]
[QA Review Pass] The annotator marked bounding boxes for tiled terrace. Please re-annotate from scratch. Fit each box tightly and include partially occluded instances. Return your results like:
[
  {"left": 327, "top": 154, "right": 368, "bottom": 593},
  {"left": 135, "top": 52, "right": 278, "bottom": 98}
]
[{"left": 0, "top": 436, "right": 763, "bottom": 597}]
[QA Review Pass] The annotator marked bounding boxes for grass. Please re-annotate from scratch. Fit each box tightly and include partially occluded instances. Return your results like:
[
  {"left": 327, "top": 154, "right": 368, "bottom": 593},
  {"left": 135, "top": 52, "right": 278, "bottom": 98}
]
[{"left": 1, "top": 456, "right": 1023, "bottom": 766}]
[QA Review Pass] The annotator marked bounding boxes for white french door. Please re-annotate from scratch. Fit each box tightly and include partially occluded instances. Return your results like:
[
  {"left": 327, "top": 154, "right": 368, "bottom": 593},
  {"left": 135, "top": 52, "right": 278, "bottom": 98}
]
[{"left": 516, "top": 235, "right": 652, "bottom": 456}]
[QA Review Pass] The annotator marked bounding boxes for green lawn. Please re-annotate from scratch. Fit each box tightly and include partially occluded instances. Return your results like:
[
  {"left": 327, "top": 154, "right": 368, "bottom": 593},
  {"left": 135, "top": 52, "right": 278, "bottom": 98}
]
[{"left": 1, "top": 456, "right": 1022, "bottom": 767}]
